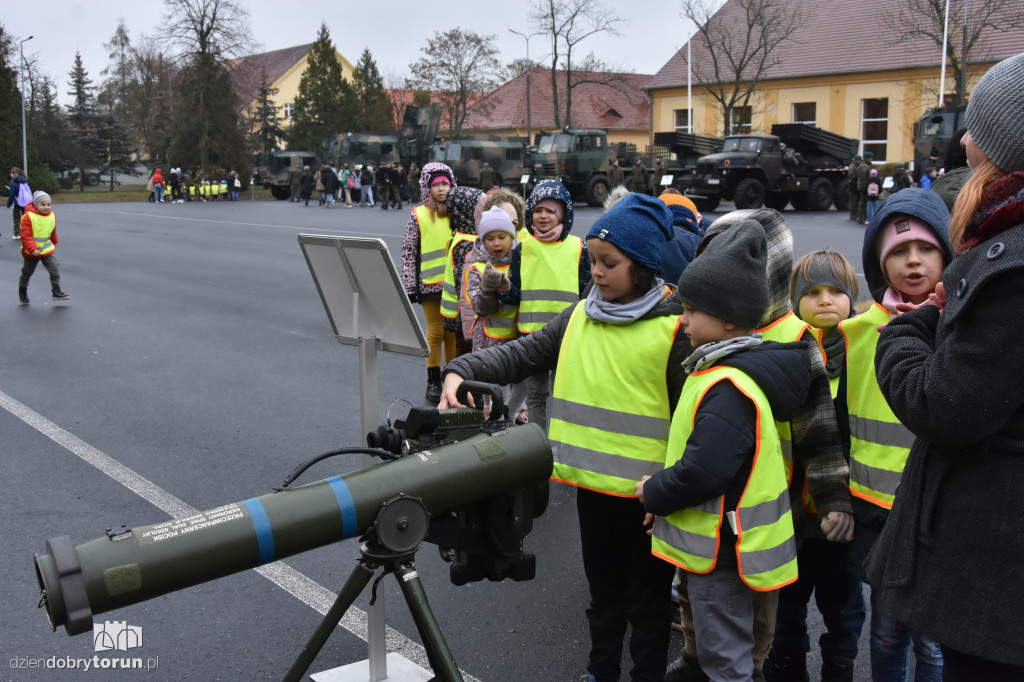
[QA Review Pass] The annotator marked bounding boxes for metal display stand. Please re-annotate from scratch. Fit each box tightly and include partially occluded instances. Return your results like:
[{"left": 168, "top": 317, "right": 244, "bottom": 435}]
[{"left": 298, "top": 235, "right": 430, "bottom": 682}]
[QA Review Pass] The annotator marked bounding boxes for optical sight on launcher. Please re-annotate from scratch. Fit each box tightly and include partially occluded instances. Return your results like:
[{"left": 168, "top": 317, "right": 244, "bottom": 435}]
[{"left": 34, "top": 382, "right": 552, "bottom": 681}]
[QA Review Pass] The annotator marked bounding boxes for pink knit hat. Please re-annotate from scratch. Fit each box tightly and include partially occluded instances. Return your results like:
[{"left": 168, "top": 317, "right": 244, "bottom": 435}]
[{"left": 876, "top": 216, "right": 944, "bottom": 265}]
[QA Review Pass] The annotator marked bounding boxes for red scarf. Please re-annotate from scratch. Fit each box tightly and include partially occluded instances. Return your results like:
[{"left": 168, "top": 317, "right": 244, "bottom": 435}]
[{"left": 959, "top": 171, "right": 1024, "bottom": 254}]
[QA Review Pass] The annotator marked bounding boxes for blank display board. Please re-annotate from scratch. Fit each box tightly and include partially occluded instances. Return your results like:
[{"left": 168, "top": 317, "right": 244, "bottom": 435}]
[{"left": 298, "top": 235, "right": 429, "bottom": 357}]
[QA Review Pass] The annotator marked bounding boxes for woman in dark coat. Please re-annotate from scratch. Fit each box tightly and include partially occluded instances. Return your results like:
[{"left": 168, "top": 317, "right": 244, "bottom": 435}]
[{"left": 867, "top": 52, "right": 1024, "bottom": 682}]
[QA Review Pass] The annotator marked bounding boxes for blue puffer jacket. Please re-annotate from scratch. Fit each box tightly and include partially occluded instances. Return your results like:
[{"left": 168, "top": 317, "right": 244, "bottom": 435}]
[{"left": 7, "top": 174, "right": 29, "bottom": 208}]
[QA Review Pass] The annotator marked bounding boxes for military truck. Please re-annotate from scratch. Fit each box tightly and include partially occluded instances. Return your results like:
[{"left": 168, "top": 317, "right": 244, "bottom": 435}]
[
  {"left": 320, "top": 104, "right": 442, "bottom": 174},
  {"left": 687, "top": 124, "right": 858, "bottom": 212},
  {"left": 428, "top": 138, "right": 532, "bottom": 189},
  {"left": 253, "top": 151, "right": 319, "bottom": 200},
  {"left": 530, "top": 128, "right": 721, "bottom": 206},
  {"left": 912, "top": 105, "right": 967, "bottom": 179}
]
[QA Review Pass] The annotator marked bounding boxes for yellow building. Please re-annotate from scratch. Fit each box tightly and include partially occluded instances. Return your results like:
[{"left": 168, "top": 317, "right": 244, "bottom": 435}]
[
  {"left": 229, "top": 43, "right": 356, "bottom": 137},
  {"left": 646, "top": 1, "right": 1024, "bottom": 164}
]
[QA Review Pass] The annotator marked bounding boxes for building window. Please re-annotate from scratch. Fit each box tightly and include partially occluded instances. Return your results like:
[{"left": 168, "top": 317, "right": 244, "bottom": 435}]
[
  {"left": 729, "top": 106, "right": 752, "bottom": 134},
  {"left": 674, "top": 109, "right": 692, "bottom": 133},
  {"left": 792, "top": 102, "right": 816, "bottom": 125},
  {"left": 861, "top": 98, "right": 888, "bottom": 162},
  {"left": 284, "top": 103, "right": 293, "bottom": 119}
]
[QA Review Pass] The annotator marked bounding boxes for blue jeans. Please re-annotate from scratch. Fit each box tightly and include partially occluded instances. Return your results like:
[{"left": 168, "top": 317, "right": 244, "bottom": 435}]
[
  {"left": 870, "top": 588, "right": 943, "bottom": 682},
  {"left": 867, "top": 199, "right": 879, "bottom": 222},
  {"left": 230, "top": 190, "right": 239, "bottom": 201},
  {"left": 154, "top": 184, "right": 164, "bottom": 202}
]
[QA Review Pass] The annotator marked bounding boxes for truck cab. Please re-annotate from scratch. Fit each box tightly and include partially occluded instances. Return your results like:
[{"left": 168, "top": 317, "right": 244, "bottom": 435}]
[
  {"left": 254, "top": 151, "right": 319, "bottom": 200},
  {"left": 913, "top": 106, "right": 966, "bottom": 179},
  {"left": 690, "top": 134, "right": 783, "bottom": 210},
  {"left": 532, "top": 129, "right": 616, "bottom": 206}
]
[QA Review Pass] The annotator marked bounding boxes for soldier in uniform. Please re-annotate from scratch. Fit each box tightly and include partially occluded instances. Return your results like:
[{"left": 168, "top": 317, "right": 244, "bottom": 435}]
[
  {"left": 651, "top": 156, "right": 664, "bottom": 195},
  {"left": 478, "top": 162, "right": 496, "bottom": 191},
  {"left": 630, "top": 158, "right": 648, "bottom": 194},
  {"left": 408, "top": 162, "right": 421, "bottom": 204},
  {"left": 378, "top": 162, "right": 391, "bottom": 211},
  {"left": 389, "top": 164, "right": 403, "bottom": 210},
  {"left": 607, "top": 159, "right": 624, "bottom": 189},
  {"left": 847, "top": 155, "right": 862, "bottom": 221},
  {"left": 856, "top": 151, "right": 874, "bottom": 224}
]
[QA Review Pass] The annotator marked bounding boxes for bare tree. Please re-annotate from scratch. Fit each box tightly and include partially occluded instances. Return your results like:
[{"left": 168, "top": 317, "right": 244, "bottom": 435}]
[
  {"left": 681, "top": 0, "right": 803, "bottom": 135},
  {"left": 530, "top": 0, "right": 623, "bottom": 128},
  {"left": 890, "top": 0, "right": 1024, "bottom": 107},
  {"left": 407, "top": 28, "right": 501, "bottom": 138}
]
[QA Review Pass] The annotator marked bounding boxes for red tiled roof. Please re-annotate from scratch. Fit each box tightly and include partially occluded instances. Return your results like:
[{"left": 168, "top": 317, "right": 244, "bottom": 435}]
[
  {"left": 463, "top": 68, "right": 652, "bottom": 131},
  {"left": 648, "top": 0, "right": 1024, "bottom": 90}
]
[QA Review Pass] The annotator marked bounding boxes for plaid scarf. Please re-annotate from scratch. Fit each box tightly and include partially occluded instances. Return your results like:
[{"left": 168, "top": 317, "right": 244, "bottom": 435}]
[{"left": 959, "top": 171, "right": 1024, "bottom": 254}]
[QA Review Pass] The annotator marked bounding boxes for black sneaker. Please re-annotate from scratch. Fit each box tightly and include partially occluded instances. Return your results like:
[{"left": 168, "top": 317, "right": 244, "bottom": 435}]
[
  {"left": 763, "top": 646, "right": 809, "bottom": 682},
  {"left": 820, "top": 655, "right": 854, "bottom": 682},
  {"left": 52, "top": 290, "right": 70, "bottom": 301},
  {"left": 665, "top": 653, "right": 708, "bottom": 682},
  {"left": 19, "top": 289, "right": 29, "bottom": 305}
]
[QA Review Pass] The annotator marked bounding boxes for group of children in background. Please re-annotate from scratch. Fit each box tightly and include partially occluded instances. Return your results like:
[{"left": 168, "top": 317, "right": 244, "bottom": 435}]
[{"left": 401, "top": 151, "right": 958, "bottom": 682}]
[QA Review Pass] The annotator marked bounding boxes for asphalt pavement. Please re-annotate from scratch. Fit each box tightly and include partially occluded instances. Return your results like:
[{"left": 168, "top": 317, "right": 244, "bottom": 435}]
[{"left": 1, "top": 196, "right": 875, "bottom": 681}]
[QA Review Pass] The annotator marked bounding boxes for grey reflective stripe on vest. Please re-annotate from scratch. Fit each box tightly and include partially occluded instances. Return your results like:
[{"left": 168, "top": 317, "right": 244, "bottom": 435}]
[
  {"left": 849, "top": 459, "right": 904, "bottom": 497},
  {"left": 555, "top": 443, "right": 664, "bottom": 481},
  {"left": 423, "top": 264, "right": 446, "bottom": 280},
  {"left": 849, "top": 415, "right": 916, "bottom": 449},
  {"left": 486, "top": 317, "right": 516, "bottom": 329},
  {"left": 738, "top": 488, "right": 789, "bottom": 531},
  {"left": 779, "top": 438, "right": 792, "bottom": 464},
  {"left": 422, "top": 247, "right": 448, "bottom": 262},
  {"left": 442, "top": 282, "right": 458, "bottom": 296},
  {"left": 521, "top": 289, "right": 580, "bottom": 304},
  {"left": 740, "top": 538, "right": 797, "bottom": 576},
  {"left": 518, "top": 311, "right": 559, "bottom": 325},
  {"left": 552, "top": 398, "right": 670, "bottom": 441},
  {"left": 653, "top": 514, "right": 718, "bottom": 559}
]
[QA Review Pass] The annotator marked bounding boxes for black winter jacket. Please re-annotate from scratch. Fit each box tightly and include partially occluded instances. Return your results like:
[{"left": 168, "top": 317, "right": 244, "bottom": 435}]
[
  {"left": 644, "top": 341, "right": 811, "bottom": 567},
  {"left": 444, "top": 288, "right": 691, "bottom": 413},
  {"left": 867, "top": 220, "right": 1024, "bottom": 664}
]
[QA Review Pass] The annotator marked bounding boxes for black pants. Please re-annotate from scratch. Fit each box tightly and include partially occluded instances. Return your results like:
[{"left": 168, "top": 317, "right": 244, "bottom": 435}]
[
  {"left": 577, "top": 487, "right": 674, "bottom": 682},
  {"left": 943, "top": 646, "right": 1024, "bottom": 682},
  {"left": 20, "top": 255, "right": 61, "bottom": 291}
]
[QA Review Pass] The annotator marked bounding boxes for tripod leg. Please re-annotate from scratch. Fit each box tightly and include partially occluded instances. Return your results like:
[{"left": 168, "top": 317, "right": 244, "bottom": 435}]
[
  {"left": 394, "top": 563, "right": 464, "bottom": 682},
  {"left": 284, "top": 562, "right": 376, "bottom": 682}
]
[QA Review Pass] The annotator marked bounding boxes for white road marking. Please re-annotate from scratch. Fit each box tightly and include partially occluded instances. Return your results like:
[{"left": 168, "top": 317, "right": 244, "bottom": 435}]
[{"left": 0, "top": 388, "right": 478, "bottom": 682}]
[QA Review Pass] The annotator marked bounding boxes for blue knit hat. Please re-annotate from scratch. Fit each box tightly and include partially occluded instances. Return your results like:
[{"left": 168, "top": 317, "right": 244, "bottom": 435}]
[
  {"left": 526, "top": 180, "right": 574, "bottom": 236},
  {"left": 586, "top": 193, "right": 674, "bottom": 271}
]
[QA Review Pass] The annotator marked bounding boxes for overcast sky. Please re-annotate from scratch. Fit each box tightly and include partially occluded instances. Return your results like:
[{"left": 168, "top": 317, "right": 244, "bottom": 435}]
[{"left": 6, "top": 1, "right": 708, "bottom": 105}]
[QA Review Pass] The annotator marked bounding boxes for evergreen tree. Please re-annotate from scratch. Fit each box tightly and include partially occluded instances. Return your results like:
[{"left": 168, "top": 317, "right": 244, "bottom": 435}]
[
  {"left": 250, "top": 66, "right": 285, "bottom": 152},
  {"left": 66, "top": 52, "right": 103, "bottom": 191},
  {"left": 0, "top": 25, "right": 55, "bottom": 193},
  {"left": 29, "top": 75, "right": 73, "bottom": 174},
  {"left": 288, "top": 23, "right": 354, "bottom": 151},
  {"left": 351, "top": 48, "right": 392, "bottom": 133}
]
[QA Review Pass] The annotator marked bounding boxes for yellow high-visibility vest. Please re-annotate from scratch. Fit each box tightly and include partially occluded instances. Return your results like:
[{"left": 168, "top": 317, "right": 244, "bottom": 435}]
[
  {"left": 548, "top": 300, "right": 681, "bottom": 496},
  {"left": 840, "top": 303, "right": 913, "bottom": 509},
  {"left": 651, "top": 365, "right": 798, "bottom": 591},
  {"left": 440, "top": 232, "right": 477, "bottom": 319},
  {"left": 414, "top": 205, "right": 451, "bottom": 287},
  {"left": 26, "top": 211, "right": 56, "bottom": 256},
  {"left": 518, "top": 235, "right": 583, "bottom": 333},
  {"left": 465, "top": 262, "right": 517, "bottom": 340}
]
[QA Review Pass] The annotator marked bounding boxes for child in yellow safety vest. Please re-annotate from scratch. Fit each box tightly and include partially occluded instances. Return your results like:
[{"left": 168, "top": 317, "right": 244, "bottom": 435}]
[
  {"left": 462, "top": 207, "right": 527, "bottom": 422},
  {"left": 637, "top": 220, "right": 807, "bottom": 682},
  {"left": 400, "top": 163, "right": 458, "bottom": 403},
  {"left": 495, "top": 180, "right": 591, "bottom": 433},
  {"left": 841, "top": 187, "right": 952, "bottom": 680},
  {"left": 441, "top": 193, "right": 687, "bottom": 682},
  {"left": 763, "top": 249, "right": 866, "bottom": 679},
  {"left": 18, "top": 191, "right": 69, "bottom": 305}
]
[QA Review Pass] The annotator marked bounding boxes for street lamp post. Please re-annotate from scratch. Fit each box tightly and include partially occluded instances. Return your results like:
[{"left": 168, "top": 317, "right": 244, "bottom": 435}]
[
  {"left": 20, "top": 36, "right": 34, "bottom": 176},
  {"left": 508, "top": 29, "right": 543, "bottom": 144}
]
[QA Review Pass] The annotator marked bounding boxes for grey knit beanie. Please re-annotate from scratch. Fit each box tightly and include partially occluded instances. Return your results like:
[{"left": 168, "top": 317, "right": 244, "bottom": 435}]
[
  {"left": 965, "top": 52, "right": 1024, "bottom": 172},
  {"left": 676, "top": 219, "right": 768, "bottom": 328}
]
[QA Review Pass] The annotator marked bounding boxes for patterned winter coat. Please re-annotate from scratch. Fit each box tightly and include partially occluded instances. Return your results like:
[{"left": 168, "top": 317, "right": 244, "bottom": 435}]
[
  {"left": 400, "top": 163, "right": 457, "bottom": 298},
  {"left": 461, "top": 239, "right": 517, "bottom": 351}
]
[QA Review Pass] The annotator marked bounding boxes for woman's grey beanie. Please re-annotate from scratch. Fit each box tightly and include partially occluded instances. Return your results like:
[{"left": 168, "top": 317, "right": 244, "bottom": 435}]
[{"left": 965, "top": 52, "right": 1024, "bottom": 172}]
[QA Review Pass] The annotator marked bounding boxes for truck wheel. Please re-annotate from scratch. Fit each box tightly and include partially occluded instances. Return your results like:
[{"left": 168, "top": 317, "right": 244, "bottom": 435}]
[
  {"left": 694, "top": 196, "right": 720, "bottom": 213},
  {"left": 765, "top": 194, "right": 788, "bottom": 211},
  {"left": 85, "top": 172, "right": 101, "bottom": 186},
  {"left": 270, "top": 186, "right": 291, "bottom": 200},
  {"left": 585, "top": 176, "right": 610, "bottom": 206},
  {"left": 733, "top": 178, "right": 766, "bottom": 209},
  {"left": 833, "top": 179, "right": 851, "bottom": 211},
  {"left": 807, "top": 177, "right": 835, "bottom": 211}
]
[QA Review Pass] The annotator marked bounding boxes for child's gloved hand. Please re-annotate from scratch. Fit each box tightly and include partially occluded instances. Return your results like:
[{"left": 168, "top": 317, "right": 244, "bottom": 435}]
[{"left": 480, "top": 262, "right": 505, "bottom": 292}]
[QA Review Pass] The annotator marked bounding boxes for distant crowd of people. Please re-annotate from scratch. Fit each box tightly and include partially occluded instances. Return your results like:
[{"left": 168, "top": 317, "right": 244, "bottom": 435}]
[
  {"left": 287, "top": 161, "right": 422, "bottom": 209},
  {"left": 146, "top": 167, "right": 243, "bottom": 203}
]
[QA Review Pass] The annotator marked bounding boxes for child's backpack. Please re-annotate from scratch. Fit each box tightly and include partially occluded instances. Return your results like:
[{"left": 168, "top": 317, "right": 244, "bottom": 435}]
[
  {"left": 16, "top": 181, "right": 32, "bottom": 208},
  {"left": 867, "top": 181, "right": 880, "bottom": 198}
]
